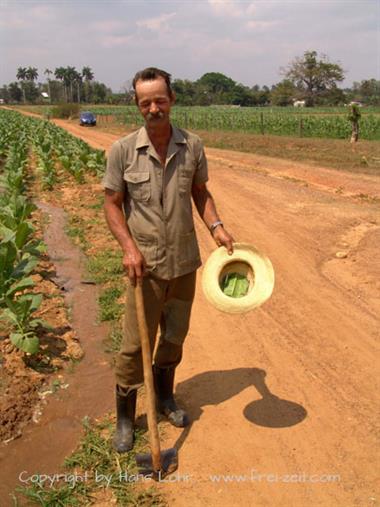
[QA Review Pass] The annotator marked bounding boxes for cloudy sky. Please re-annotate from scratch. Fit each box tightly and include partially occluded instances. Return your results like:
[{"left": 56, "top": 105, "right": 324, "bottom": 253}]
[{"left": 1, "top": 0, "right": 379, "bottom": 91}]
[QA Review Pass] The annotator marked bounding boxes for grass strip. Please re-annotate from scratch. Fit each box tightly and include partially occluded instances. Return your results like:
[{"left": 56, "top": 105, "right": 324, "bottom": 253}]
[{"left": 13, "top": 416, "right": 165, "bottom": 506}]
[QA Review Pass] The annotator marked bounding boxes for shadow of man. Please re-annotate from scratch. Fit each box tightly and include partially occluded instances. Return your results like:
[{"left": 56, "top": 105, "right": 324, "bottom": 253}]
[{"left": 173, "top": 367, "right": 307, "bottom": 452}]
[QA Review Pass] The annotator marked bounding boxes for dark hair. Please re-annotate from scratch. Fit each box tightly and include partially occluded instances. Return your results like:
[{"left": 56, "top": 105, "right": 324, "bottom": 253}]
[{"left": 132, "top": 67, "right": 173, "bottom": 100}]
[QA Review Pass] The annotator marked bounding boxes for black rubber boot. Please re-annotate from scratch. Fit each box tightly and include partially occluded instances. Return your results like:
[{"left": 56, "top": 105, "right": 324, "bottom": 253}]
[
  {"left": 153, "top": 366, "right": 189, "bottom": 428},
  {"left": 112, "top": 386, "right": 137, "bottom": 453}
]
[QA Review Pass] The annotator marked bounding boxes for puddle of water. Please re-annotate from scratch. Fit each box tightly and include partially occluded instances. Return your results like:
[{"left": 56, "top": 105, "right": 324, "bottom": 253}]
[{"left": 0, "top": 202, "right": 115, "bottom": 500}]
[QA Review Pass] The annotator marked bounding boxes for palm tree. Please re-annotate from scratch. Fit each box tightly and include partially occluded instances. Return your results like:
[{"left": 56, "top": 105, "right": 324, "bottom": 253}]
[
  {"left": 25, "top": 67, "right": 39, "bottom": 102},
  {"left": 82, "top": 66, "right": 94, "bottom": 81},
  {"left": 73, "top": 70, "right": 82, "bottom": 103},
  {"left": 44, "top": 68, "right": 53, "bottom": 102},
  {"left": 16, "top": 67, "right": 27, "bottom": 103},
  {"left": 82, "top": 66, "right": 94, "bottom": 103},
  {"left": 65, "top": 66, "right": 78, "bottom": 102},
  {"left": 55, "top": 67, "right": 67, "bottom": 102},
  {"left": 26, "top": 67, "right": 38, "bottom": 82}
]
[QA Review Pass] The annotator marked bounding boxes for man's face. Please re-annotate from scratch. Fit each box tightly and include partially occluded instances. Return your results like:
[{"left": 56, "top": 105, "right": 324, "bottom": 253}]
[{"left": 135, "top": 77, "right": 174, "bottom": 126}]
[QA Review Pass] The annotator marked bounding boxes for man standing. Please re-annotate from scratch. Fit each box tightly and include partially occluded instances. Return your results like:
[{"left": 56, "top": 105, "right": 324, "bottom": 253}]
[
  {"left": 348, "top": 102, "right": 361, "bottom": 145},
  {"left": 103, "top": 67, "right": 234, "bottom": 452}
]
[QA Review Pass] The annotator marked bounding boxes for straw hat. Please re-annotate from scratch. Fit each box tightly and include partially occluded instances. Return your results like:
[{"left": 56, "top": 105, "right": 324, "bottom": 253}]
[{"left": 201, "top": 243, "right": 275, "bottom": 314}]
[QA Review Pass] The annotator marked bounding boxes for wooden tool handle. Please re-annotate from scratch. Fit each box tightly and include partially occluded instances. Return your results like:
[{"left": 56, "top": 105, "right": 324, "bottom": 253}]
[{"left": 135, "top": 282, "right": 162, "bottom": 473}]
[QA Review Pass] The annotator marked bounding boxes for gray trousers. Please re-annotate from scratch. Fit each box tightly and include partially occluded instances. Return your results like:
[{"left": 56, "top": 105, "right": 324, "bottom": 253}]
[{"left": 115, "top": 270, "right": 196, "bottom": 391}]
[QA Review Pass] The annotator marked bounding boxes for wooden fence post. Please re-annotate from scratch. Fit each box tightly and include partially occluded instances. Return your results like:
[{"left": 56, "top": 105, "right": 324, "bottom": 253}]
[
  {"left": 299, "top": 118, "right": 304, "bottom": 137},
  {"left": 260, "top": 112, "right": 264, "bottom": 135}
]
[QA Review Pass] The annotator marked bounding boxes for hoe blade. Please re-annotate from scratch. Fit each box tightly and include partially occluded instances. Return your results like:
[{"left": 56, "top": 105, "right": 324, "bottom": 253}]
[{"left": 136, "top": 447, "right": 178, "bottom": 480}]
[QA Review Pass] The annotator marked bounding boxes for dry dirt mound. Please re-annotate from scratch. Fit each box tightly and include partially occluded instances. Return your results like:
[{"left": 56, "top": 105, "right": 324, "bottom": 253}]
[{"left": 0, "top": 343, "right": 44, "bottom": 442}]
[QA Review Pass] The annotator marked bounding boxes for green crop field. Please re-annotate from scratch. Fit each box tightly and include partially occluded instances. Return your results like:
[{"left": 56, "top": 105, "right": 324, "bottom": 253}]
[
  {"left": 86, "top": 105, "right": 380, "bottom": 141},
  {"left": 7, "top": 103, "right": 380, "bottom": 141}
]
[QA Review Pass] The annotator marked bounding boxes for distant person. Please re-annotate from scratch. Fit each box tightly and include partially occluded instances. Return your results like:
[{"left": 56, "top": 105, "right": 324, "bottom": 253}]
[
  {"left": 102, "top": 67, "right": 234, "bottom": 452},
  {"left": 348, "top": 103, "right": 361, "bottom": 144}
]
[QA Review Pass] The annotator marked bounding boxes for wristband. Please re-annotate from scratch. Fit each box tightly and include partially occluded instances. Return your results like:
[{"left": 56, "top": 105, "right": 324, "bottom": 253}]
[{"left": 210, "top": 220, "right": 223, "bottom": 234}]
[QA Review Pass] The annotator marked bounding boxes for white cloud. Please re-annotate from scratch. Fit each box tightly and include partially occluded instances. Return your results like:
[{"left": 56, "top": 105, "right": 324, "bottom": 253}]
[
  {"left": 136, "top": 12, "right": 176, "bottom": 32},
  {"left": 207, "top": 0, "right": 246, "bottom": 18}
]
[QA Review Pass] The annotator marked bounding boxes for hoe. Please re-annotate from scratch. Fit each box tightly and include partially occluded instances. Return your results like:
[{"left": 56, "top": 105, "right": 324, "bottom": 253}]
[{"left": 134, "top": 283, "right": 178, "bottom": 480}]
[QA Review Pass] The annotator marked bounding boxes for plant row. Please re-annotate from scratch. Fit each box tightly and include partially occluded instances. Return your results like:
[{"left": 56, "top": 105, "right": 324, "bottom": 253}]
[
  {"left": 0, "top": 113, "right": 46, "bottom": 353},
  {"left": 0, "top": 109, "right": 106, "bottom": 353},
  {"left": 31, "top": 117, "right": 105, "bottom": 188}
]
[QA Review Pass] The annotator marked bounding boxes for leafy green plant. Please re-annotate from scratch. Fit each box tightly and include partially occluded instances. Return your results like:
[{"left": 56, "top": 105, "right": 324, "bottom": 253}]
[
  {"left": 0, "top": 240, "right": 37, "bottom": 306},
  {"left": 0, "top": 195, "right": 36, "bottom": 229},
  {"left": 3, "top": 294, "right": 46, "bottom": 354}
]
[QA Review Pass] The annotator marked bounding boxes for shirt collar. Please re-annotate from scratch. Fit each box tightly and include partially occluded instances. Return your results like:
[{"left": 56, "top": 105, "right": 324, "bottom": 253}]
[
  {"left": 171, "top": 125, "right": 187, "bottom": 145},
  {"left": 135, "top": 125, "right": 186, "bottom": 150}
]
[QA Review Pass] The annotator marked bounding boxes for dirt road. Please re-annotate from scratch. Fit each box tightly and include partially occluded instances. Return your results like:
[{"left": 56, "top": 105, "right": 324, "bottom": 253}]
[
  {"left": 57, "top": 122, "right": 379, "bottom": 506},
  {"left": 6, "top": 116, "right": 380, "bottom": 506},
  {"left": 54, "top": 119, "right": 380, "bottom": 201}
]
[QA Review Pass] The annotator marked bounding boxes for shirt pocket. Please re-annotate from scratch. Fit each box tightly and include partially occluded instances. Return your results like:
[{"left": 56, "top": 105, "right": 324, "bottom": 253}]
[{"left": 123, "top": 171, "right": 151, "bottom": 202}]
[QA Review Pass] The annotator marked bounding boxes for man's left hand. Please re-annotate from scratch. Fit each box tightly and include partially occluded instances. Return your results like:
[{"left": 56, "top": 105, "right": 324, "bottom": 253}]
[{"left": 212, "top": 226, "right": 235, "bottom": 255}]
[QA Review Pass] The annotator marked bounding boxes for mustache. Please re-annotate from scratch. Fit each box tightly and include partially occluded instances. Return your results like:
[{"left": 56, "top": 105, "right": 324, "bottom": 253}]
[{"left": 146, "top": 111, "right": 165, "bottom": 121}]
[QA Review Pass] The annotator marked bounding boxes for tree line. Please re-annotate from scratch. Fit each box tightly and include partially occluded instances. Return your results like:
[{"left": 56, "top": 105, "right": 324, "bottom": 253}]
[
  {"left": 1, "top": 66, "right": 111, "bottom": 104},
  {"left": 171, "top": 52, "right": 379, "bottom": 107},
  {"left": 1, "top": 52, "right": 379, "bottom": 107}
]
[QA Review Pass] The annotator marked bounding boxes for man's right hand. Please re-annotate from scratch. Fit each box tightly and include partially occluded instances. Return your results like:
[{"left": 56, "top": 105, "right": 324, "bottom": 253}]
[{"left": 122, "top": 244, "right": 147, "bottom": 286}]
